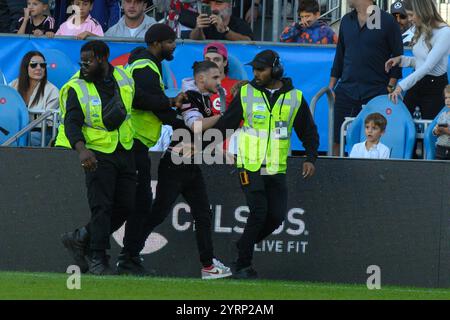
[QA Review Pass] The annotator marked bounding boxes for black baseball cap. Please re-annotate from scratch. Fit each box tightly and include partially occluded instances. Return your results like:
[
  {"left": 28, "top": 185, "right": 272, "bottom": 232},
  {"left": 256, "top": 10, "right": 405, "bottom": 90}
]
[
  {"left": 391, "top": 1, "right": 407, "bottom": 15},
  {"left": 145, "top": 23, "right": 176, "bottom": 45},
  {"left": 246, "top": 50, "right": 278, "bottom": 69}
]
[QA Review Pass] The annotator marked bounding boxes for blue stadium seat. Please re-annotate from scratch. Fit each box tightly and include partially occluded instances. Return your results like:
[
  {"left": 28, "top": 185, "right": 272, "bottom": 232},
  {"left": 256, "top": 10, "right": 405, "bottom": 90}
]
[
  {"left": 227, "top": 54, "right": 248, "bottom": 80},
  {"left": 40, "top": 49, "right": 78, "bottom": 89},
  {"left": 0, "top": 85, "right": 29, "bottom": 146},
  {"left": 0, "top": 68, "right": 6, "bottom": 85},
  {"left": 346, "top": 95, "right": 416, "bottom": 159},
  {"left": 424, "top": 106, "right": 448, "bottom": 160}
]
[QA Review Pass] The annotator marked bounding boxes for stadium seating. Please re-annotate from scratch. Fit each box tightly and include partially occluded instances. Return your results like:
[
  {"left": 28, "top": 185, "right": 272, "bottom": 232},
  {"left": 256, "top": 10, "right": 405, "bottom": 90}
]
[
  {"left": 0, "top": 68, "right": 6, "bottom": 85},
  {"left": 424, "top": 106, "right": 448, "bottom": 160},
  {"left": 0, "top": 85, "right": 29, "bottom": 146},
  {"left": 227, "top": 54, "right": 248, "bottom": 81},
  {"left": 346, "top": 95, "right": 416, "bottom": 159},
  {"left": 40, "top": 49, "right": 78, "bottom": 89}
]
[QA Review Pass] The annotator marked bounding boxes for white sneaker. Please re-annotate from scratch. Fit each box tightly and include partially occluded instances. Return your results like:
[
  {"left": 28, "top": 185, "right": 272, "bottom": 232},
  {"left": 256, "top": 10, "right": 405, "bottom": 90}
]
[{"left": 201, "top": 258, "right": 233, "bottom": 280}]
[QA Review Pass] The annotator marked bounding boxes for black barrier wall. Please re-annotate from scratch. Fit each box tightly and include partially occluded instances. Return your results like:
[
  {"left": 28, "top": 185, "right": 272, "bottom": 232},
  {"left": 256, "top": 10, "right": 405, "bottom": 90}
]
[{"left": 1, "top": 147, "right": 450, "bottom": 288}]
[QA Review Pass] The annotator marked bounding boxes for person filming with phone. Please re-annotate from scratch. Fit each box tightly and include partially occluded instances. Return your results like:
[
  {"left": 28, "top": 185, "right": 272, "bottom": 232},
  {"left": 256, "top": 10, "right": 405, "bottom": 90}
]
[{"left": 190, "top": 0, "right": 253, "bottom": 41}]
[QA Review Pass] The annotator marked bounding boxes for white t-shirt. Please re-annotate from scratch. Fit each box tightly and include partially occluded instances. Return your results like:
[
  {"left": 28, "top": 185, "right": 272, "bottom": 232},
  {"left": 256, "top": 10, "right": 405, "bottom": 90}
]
[
  {"left": 127, "top": 26, "right": 139, "bottom": 37},
  {"left": 349, "top": 141, "right": 390, "bottom": 159}
]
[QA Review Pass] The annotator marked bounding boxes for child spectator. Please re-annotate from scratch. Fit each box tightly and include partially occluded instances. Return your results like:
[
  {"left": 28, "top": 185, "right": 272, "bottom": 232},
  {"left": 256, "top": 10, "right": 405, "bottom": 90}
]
[
  {"left": 350, "top": 113, "right": 390, "bottom": 159},
  {"left": 432, "top": 85, "right": 450, "bottom": 160},
  {"left": 16, "top": 0, "right": 56, "bottom": 37},
  {"left": 280, "top": 0, "right": 337, "bottom": 44},
  {"left": 56, "top": 0, "right": 103, "bottom": 39}
]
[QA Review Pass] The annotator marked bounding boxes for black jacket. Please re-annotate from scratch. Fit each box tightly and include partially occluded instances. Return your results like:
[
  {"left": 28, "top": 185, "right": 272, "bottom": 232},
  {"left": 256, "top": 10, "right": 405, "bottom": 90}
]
[
  {"left": 128, "top": 47, "right": 183, "bottom": 129},
  {"left": 64, "top": 63, "right": 177, "bottom": 149},
  {"left": 213, "top": 78, "right": 319, "bottom": 163}
]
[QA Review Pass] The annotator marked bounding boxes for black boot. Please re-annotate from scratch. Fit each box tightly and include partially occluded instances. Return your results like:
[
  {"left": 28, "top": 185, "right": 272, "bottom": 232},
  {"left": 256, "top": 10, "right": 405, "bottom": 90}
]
[
  {"left": 116, "top": 252, "right": 155, "bottom": 277},
  {"left": 232, "top": 265, "right": 258, "bottom": 280},
  {"left": 61, "top": 227, "right": 90, "bottom": 273},
  {"left": 86, "top": 251, "right": 115, "bottom": 276}
]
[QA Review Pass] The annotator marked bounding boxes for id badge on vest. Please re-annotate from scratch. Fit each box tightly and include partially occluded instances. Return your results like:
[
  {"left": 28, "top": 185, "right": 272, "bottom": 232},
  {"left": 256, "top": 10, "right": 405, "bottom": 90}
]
[{"left": 274, "top": 121, "right": 288, "bottom": 139}]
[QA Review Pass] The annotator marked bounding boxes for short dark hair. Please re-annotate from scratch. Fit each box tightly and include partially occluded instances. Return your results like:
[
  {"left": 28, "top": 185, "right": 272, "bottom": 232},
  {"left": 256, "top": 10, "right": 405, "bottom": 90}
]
[
  {"left": 365, "top": 113, "right": 387, "bottom": 131},
  {"left": 298, "top": 0, "right": 320, "bottom": 14},
  {"left": 81, "top": 40, "right": 109, "bottom": 60},
  {"left": 192, "top": 60, "right": 219, "bottom": 76}
]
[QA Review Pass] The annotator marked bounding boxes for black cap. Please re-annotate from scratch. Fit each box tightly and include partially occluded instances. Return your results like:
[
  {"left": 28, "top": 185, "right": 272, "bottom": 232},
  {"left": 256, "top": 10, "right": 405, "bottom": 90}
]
[
  {"left": 391, "top": 1, "right": 406, "bottom": 15},
  {"left": 145, "top": 23, "right": 176, "bottom": 45},
  {"left": 246, "top": 50, "right": 278, "bottom": 69}
]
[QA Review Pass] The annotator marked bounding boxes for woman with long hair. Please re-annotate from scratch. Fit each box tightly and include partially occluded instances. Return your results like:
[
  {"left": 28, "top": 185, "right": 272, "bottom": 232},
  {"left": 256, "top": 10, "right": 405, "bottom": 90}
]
[
  {"left": 9, "top": 50, "right": 59, "bottom": 146},
  {"left": 386, "top": 0, "right": 450, "bottom": 119}
]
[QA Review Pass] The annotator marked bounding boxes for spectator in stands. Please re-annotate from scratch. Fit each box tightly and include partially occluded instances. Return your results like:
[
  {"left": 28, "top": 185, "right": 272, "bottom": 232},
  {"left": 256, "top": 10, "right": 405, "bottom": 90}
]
[
  {"left": 432, "top": 85, "right": 450, "bottom": 160},
  {"left": 55, "top": 0, "right": 104, "bottom": 39},
  {"left": 232, "top": 0, "right": 260, "bottom": 24},
  {"left": 190, "top": 0, "right": 253, "bottom": 41},
  {"left": 91, "top": 0, "right": 121, "bottom": 32},
  {"left": 54, "top": 0, "right": 120, "bottom": 32},
  {"left": 0, "top": 0, "right": 27, "bottom": 33},
  {"left": 105, "top": 0, "right": 156, "bottom": 38},
  {"left": 349, "top": 113, "right": 390, "bottom": 159},
  {"left": 9, "top": 51, "right": 59, "bottom": 146},
  {"left": 390, "top": 0, "right": 414, "bottom": 46},
  {"left": 280, "top": 0, "right": 337, "bottom": 44},
  {"left": 328, "top": 0, "right": 403, "bottom": 156},
  {"left": 15, "top": 0, "right": 56, "bottom": 37},
  {"left": 386, "top": 0, "right": 450, "bottom": 120},
  {"left": 203, "top": 42, "right": 239, "bottom": 114}
]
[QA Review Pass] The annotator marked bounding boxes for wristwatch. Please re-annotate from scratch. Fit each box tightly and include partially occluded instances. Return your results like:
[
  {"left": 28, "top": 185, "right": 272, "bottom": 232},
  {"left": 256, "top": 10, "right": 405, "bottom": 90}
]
[
  {"left": 222, "top": 26, "right": 230, "bottom": 34},
  {"left": 387, "top": 84, "right": 396, "bottom": 93}
]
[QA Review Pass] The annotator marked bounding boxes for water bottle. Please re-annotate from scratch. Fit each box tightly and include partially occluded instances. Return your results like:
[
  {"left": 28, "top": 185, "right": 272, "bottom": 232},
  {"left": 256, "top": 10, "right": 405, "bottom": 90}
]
[{"left": 413, "top": 106, "right": 424, "bottom": 134}]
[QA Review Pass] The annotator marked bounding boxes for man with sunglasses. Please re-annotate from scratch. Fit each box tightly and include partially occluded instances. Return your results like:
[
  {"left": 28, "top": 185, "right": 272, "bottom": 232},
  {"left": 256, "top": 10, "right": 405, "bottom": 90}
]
[
  {"left": 57, "top": 40, "right": 182, "bottom": 275},
  {"left": 390, "top": 0, "right": 414, "bottom": 46}
]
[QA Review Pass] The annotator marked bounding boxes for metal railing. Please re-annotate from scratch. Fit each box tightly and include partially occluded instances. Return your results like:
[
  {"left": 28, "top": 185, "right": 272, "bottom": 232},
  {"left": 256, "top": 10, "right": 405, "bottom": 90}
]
[
  {"left": 310, "top": 87, "right": 335, "bottom": 156},
  {"left": 339, "top": 117, "right": 433, "bottom": 158},
  {"left": 1, "top": 110, "right": 59, "bottom": 147}
]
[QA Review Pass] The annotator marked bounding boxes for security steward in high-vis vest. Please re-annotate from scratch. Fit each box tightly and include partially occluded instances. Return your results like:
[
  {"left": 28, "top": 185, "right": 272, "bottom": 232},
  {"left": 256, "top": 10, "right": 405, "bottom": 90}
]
[
  {"left": 58, "top": 40, "right": 174, "bottom": 275},
  {"left": 117, "top": 23, "right": 186, "bottom": 274},
  {"left": 213, "top": 50, "right": 319, "bottom": 279},
  {"left": 60, "top": 30, "right": 185, "bottom": 276}
]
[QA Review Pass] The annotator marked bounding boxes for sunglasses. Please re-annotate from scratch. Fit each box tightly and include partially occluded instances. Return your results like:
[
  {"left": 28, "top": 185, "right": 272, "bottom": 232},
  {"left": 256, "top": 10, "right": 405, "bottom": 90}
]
[
  {"left": 78, "top": 61, "right": 92, "bottom": 68},
  {"left": 394, "top": 13, "right": 407, "bottom": 19},
  {"left": 29, "top": 62, "right": 47, "bottom": 69}
]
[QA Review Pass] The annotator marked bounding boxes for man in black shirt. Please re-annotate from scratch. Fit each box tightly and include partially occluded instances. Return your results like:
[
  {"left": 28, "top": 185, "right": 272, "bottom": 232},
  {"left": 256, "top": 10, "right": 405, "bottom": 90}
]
[
  {"left": 190, "top": 0, "right": 253, "bottom": 41},
  {"left": 213, "top": 50, "right": 319, "bottom": 279},
  {"left": 60, "top": 40, "right": 178, "bottom": 275},
  {"left": 328, "top": 0, "right": 403, "bottom": 155}
]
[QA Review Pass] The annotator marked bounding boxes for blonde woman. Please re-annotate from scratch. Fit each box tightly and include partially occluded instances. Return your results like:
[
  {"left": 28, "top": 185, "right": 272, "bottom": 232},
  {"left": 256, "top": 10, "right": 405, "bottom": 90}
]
[{"left": 386, "top": 0, "right": 450, "bottom": 119}]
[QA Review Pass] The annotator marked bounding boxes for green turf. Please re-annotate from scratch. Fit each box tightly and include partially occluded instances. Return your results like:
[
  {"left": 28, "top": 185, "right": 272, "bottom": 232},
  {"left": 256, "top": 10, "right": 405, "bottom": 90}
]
[{"left": 1, "top": 272, "right": 450, "bottom": 300}]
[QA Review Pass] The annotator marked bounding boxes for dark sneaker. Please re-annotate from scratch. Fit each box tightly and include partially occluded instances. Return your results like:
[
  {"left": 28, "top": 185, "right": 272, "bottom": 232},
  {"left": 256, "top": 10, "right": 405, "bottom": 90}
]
[
  {"left": 232, "top": 266, "right": 258, "bottom": 280},
  {"left": 61, "top": 228, "right": 89, "bottom": 273},
  {"left": 116, "top": 254, "right": 155, "bottom": 277},
  {"left": 86, "top": 255, "right": 115, "bottom": 276}
]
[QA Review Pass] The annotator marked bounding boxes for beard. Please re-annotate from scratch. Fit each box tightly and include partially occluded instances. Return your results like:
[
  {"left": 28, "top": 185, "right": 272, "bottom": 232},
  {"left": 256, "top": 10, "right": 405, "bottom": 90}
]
[
  {"left": 82, "top": 65, "right": 103, "bottom": 82},
  {"left": 162, "top": 49, "right": 174, "bottom": 61}
]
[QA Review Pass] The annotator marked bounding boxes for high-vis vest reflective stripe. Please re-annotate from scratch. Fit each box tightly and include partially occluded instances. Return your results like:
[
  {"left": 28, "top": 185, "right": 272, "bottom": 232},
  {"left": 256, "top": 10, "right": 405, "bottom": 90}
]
[
  {"left": 126, "top": 59, "right": 163, "bottom": 148},
  {"left": 238, "top": 84, "right": 302, "bottom": 174},
  {"left": 55, "top": 66, "right": 135, "bottom": 154}
]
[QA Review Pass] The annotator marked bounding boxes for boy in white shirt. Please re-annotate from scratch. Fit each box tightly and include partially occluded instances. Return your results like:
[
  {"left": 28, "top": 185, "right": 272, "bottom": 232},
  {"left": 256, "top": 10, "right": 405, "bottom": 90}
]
[{"left": 350, "top": 113, "right": 390, "bottom": 159}]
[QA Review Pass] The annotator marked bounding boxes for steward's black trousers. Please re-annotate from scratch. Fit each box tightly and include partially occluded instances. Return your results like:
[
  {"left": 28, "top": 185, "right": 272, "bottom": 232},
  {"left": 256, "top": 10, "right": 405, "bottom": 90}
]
[
  {"left": 109, "top": 139, "right": 153, "bottom": 256},
  {"left": 237, "top": 170, "right": 288, "bottom": 269},
  {"left": 85, "top": 149, "right": 136, "bottom": 252},
  {"left": 139, "top": 152, "right": 215, "bottom": 267}
]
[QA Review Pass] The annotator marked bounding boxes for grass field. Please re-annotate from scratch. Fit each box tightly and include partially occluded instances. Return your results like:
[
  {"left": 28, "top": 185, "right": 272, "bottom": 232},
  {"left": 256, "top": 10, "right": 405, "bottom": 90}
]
[{"left": 1, "top": 272, "right": 450, "bottom": 300}]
